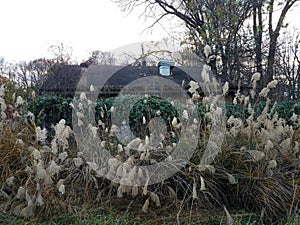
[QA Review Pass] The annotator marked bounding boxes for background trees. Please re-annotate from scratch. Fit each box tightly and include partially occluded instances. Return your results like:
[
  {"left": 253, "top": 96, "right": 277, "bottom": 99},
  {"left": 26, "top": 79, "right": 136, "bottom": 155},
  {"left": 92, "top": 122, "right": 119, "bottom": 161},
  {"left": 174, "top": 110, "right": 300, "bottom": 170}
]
[
  {"left": 116, "top": 0, "right": 299, "bottom": 99},
  {"left": 0, "top": 1, "right": 299, "bottom": 99}
]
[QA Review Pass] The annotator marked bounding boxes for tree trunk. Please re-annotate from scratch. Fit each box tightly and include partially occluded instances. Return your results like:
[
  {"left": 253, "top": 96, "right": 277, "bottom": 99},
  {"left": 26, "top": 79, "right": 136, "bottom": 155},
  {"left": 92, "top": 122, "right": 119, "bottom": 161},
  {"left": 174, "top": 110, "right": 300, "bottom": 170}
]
[
  {"left": 265, "top": 0, "right": 297, "bottom": 86},
  {"left": 253, "top": 3, "right": 263, "bottom": 75}
]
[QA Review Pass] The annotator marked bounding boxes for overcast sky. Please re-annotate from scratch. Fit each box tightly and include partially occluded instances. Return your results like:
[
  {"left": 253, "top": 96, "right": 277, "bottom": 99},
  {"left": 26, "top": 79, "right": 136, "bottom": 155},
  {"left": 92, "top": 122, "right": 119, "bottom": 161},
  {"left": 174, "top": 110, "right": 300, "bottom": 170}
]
[{"left": 0, "top": 0, "right": 299, "bottom": 63}]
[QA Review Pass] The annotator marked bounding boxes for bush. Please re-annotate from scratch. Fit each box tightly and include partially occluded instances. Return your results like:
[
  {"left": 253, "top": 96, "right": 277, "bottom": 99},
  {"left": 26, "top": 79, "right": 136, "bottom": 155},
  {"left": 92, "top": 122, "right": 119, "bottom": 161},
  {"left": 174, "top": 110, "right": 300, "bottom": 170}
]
[
  {"left": 7, "top": 89, "right": 298, "bottom": 224},
  {"left": 28, "top": 95, "right": 300, "bottom": 131}
]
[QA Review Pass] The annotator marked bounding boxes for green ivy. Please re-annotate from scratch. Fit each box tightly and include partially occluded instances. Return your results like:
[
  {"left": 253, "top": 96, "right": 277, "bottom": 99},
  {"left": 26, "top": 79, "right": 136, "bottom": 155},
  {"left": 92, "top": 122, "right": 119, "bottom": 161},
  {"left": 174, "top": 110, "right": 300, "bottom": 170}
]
[{"left": 28, "top": 95, "right": 300, "bottom": 132}]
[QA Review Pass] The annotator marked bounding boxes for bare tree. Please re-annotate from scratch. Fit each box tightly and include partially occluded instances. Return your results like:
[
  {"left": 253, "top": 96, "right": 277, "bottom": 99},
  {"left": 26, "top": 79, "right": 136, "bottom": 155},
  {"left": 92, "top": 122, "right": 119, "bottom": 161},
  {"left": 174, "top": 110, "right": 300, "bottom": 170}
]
[
  {"left": 6, "top": 58, "right": 55, "bottom": 89},
  {"left": 115, "top": 0, "right": 298, "bottom": 89},
  {"left": 265, "top": 0, "right": 298, "bottom": 85},
  {"left": 274, "top": 30, "right": 300, "bottom": 99},
  {"left": 48, "top": 43, "right": 73, "bottom": 65},
  {"left": 86, "top": 50, "right": 116, "bottom": 65},
  {"left": 115, "top": 0, "right": 254, "bottom": 80}
]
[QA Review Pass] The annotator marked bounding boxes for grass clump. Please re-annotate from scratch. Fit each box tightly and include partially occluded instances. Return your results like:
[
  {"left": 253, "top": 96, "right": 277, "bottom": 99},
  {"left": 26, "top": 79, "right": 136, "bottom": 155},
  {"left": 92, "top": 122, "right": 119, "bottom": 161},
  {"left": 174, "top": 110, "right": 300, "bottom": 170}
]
[{"left": 0, "top": 72, "right": 299, "bottom": 225}]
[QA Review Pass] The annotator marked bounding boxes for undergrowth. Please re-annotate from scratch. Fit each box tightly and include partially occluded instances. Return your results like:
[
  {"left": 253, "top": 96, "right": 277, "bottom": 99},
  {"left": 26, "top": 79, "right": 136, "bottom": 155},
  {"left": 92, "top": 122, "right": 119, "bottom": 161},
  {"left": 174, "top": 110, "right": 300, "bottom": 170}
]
[{"left": 0, "top": 70, "right": 299, "bottom": 225}]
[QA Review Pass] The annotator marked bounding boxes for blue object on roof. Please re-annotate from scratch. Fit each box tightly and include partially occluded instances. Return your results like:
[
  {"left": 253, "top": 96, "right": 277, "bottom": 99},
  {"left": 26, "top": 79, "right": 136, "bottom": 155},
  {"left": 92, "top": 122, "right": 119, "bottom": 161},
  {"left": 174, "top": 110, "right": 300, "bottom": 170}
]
[
  {"left": 159, "top": 65, "right": 171, "bottom": 76},
  {"left": 158, "top": 59, "right": 175, "bottom": 76}
]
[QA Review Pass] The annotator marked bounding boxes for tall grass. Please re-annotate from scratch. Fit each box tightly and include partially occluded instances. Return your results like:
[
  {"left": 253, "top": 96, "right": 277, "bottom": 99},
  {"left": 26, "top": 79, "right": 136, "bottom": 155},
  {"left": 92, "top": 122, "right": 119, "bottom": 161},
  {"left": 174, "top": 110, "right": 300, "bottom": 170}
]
[{"left": 0, "top": 71, "right": 299, "bottom": 224}]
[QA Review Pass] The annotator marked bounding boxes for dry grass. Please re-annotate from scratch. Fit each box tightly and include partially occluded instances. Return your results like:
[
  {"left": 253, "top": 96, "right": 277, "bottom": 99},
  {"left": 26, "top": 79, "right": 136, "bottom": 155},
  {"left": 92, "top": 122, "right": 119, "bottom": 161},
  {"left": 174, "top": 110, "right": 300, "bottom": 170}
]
[{"left": 0, "top": 77, "right": 299, "bottom": 224}]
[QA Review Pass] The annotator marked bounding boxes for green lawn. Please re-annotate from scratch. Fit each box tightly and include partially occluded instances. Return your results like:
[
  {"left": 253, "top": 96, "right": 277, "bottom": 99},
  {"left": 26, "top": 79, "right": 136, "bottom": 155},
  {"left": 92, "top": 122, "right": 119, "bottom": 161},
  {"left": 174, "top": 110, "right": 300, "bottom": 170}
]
[{"left": 1, "top": 210, "right": 299, "bottom": 225}]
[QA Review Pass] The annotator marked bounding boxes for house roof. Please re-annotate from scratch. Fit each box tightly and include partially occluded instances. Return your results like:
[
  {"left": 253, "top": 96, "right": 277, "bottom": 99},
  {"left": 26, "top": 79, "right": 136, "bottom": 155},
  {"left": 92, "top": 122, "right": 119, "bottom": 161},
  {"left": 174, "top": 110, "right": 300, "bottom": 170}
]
[
  {"left": 40, "top": 64, "right": 83, "bottom": 94},
  {"left": 40, "top": 64, "right": 201, "bottom": 97}
]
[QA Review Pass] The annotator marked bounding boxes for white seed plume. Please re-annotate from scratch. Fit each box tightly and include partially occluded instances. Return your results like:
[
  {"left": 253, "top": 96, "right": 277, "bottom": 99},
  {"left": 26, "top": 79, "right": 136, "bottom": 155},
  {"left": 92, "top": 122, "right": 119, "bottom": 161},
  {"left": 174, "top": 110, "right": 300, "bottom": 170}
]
[
  {"left": 200, "top": 176, "right": 206, "bottom": 191},
  {"left": 259, "top": 87, "right": 270, "bottom": 98},
  {"left": 5, "top": 176, "right": 14, "bottom": 187},
  {"left": 36, "top": 161, "right": 47, "bottom": 181},
  {"left": 138, "top": 168, "right": 144, "bottom": 180},
  {"left": 201, "top": 65, "right": 210, "bottom": 83},
  {"left": 143, "top": 180, "right": 149, "bottom": 195},
  {"left": 204, "top": 45, "right": 212, "bottom": 58},
  {"left": 264, "top": 140, "right": 274, "bottom": 152},
  {"left": 78, "top": 102, "right": 83, "bottom": 110},
  {"left": 73, "top": 158, "right": 83, "bottom": 167},
  {"left": 138, "top": 143, "right": 145, "bottom": 152},
  {"left": 222, "top": 81, "right": 229, "bottom": 96},
  {"left": 36, "top": 183, "right": 41, "bottom": 191},
  {"left": 267, "top": 80, "right": 278, "bottom": 89},
  {"left": 35, "top": 193, "right": 44, "bottom": 206},
  {"left": 145, "top": 136, "right": 150, "bottom": 146},
  {"left": 182, "top": 110, "right": 189, "bottom": 120},
  {"left": 172, "top": 117, "right": 179, "bottom": 128},
  {"left": 58, "top": 184, "right": 65, "bottom": 195},
  {"left": 166, "top": 155, "right": 172, "bottom": 161},
  {"left": 78, "top": 118, "right": 84, "bottom": 127},
  {"left": 142, "top": 116, "right": 146, "bottom": 124},
  {"left": 88, "top": 124, "right": 98, "bottom": 138},
  {"left": 76, "top": 112, "right": 84, "bottom": 119},
  {"left": 27, "top": 111, "right": 35, "bottom": 121},
  {"left": 31, "top": 148, "right": 41, "bottom": 160},
  {"left": 47, "top": 160, "right": 61, "bottom": 176},
  {"left": 267, "top": 160, "right": 277, "bottom": 169},
  {"left": 87, "top": 162, "right": 98, "bottom": 171},
  {"left": 246, "top": 150, "right": 265, "bottom": 162},
  {"left": 226, "top": 173, "right": 237, "bottom": 184},
  {"left": 117, "top": 144, "right": 123, "bottom": 153},
  {"left": 101, "top": 141, "right": 106, "bottom": 148},
  {"left": 31, "top": 90, "right": 36, "bottom": 99},
  {"left": 150, "top": 192, "right": 161, "bottom": 207},
  {"left": 224, "top": 206, "right": 234, "bottom": 225},
  {"left": 16, "top": 186, "right": 25, "bottom": 199},
  {"left": 128, "top": 166, "right": 137, "bottom": 181},
  {"left": 132, "top": 185, "right": 139, "bottom": 197},
  {"left": 280, "top": 138, "right": 291, "bottom": 151},
  {"left": 16, "top": 96, "right": 24, "bottom": 106},
  {"left": 117, "top": 185, "right": 123, "bottom": 198},
  {"left": 126, "top": 138, "right": 142, "bottom": 150},
  {"left": 168, "top": 186, "right": 177, "bottom": 199},
  {"left": 90, "top": 84, "right": 95, "bottom": 92},
  {"left": 181, "top": 80, "right": 185, "bottom": 88},
  {"left": 192, "top": 182, "right": 198, "bottom": 199},
  {"left": 25, "top": 190, "right": 33, "bottom": 206},
  {"left": 140, "top": 153, "right": 146, "bottom": 161},
  {"left": 198, "top": 165, "right": 216, "bottom": 174},
  {"left": 51, "top": 140, "right": 58, "bottom": 155},
  {"left": 41, "top": 127, "right": 47, "bottom": 143},
  {"left": 188, "top": 81, "right": 199, "bottom": 94},
  {"left": 251, "top": 72, "right": 261, "bottom": 82},
  {"left": 250, "top": 90, "right": 256, "bottom": 99},
  {"left": 58, "top": 152, "right": 68, "bottom": 162},
  {"left": 80, "top": 92, "right": 87, "bottom": 101},
  {"left": 108, "top": 158, "right": 119, "bottom": 168},
  {"left": 110, "top": 124, "right": 118, "bottom": 136},
  {"left": 116, "top": 164, "right": 125, "bottom": 177},
  {"left": 142, "top": 198, "right": 150, "bottom": 213},
  {"left": 232, "top": 97, "right": 238, "bottom": 105},
  {"left": 0, "top": 85, "right": 5, "bottom": 97}
]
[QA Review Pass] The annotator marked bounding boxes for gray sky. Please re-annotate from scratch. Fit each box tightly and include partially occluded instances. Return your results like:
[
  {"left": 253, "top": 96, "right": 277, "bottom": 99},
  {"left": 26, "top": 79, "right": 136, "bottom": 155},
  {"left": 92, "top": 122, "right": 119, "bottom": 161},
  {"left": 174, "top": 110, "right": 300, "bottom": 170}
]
[
  {"left": 0, "top": 0, "right": 173, "bottom": 62},
  {"left": 0, "top": 0, "right": 299, "bottom": 62}
]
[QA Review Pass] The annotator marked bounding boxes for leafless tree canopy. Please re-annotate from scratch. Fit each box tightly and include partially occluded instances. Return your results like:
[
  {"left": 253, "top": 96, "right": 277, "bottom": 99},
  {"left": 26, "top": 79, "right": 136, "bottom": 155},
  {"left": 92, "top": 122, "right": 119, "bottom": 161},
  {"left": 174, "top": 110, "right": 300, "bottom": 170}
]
[{"left": 115, "top": 0, "right": 299, "bottom": 99}]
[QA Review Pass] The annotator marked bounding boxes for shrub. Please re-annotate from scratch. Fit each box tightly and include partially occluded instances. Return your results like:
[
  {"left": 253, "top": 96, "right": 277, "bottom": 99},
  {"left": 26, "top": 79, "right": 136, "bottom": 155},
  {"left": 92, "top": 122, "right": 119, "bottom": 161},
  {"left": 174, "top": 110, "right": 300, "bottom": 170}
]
[{"left": 1, "top": 76, "right": 300, "bottom": 224}]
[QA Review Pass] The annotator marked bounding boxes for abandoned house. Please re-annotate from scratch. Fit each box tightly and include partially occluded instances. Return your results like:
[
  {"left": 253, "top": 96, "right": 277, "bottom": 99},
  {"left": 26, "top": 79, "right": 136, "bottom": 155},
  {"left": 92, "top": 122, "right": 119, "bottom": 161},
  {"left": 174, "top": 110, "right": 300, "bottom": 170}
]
[{"left": 40, "top": 60, "right": 241, "bottom": 102}]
